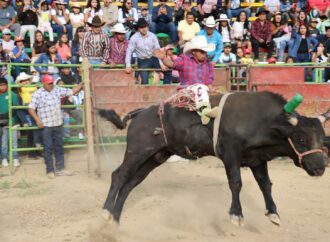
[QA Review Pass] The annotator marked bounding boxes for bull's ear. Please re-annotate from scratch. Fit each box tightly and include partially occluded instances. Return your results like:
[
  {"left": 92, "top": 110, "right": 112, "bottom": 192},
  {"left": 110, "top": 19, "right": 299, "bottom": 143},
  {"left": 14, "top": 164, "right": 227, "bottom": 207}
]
[{"left": 271, "top": 125, "right": 293, "bottom": 138}]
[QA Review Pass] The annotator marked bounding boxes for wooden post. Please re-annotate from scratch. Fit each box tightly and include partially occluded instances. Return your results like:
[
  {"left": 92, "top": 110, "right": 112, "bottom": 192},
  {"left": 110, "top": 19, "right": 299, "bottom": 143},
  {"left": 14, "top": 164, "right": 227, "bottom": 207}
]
[{"left": 82, "top": 58, "right": 96, "bottom": 175}]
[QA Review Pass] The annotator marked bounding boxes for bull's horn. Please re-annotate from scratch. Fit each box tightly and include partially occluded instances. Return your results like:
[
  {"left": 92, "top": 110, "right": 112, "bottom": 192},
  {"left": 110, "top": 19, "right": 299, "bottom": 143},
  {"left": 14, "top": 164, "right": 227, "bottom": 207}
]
[
  {"left": 288, "top": 116, "right": 298, "bottom": 126},
  {"left": 317, "top": 108, "right": 330, "bottom": 124},
  {"left": 284, "top": 94, "right": 303, "bottom": 113}
]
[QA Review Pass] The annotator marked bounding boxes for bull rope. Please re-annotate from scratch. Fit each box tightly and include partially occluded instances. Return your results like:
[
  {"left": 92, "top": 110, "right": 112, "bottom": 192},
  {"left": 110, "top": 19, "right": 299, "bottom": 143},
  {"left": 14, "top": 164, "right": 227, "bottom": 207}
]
[
  {"left": 158, "top": 101, "right": 168, "bottom": 146},
  {"left": 213, "top": 93, "right": 233, "bottom": 157}
]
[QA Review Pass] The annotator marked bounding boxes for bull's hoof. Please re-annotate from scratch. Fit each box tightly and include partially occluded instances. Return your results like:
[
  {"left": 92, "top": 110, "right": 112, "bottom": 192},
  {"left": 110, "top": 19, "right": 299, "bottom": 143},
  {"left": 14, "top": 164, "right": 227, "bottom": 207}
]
[
  {"left": 266, "top": 212, "right": 281, "bottom": 226},
  {"left": 102, "top": 209, "right": 113, "bottom": 221},
  {"left": 230, "top": 214, "right": 244, "bottom": 226}
]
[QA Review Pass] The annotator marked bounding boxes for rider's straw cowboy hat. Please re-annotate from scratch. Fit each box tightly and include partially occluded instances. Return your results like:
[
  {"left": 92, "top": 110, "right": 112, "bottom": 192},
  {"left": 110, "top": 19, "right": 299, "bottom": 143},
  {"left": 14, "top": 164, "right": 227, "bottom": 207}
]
[
  {"left": 110, "top": 23, "right": 128, "bottom": 34},
  {"left": 202, "top": 16, "right": 219, "bottom": 28},
  {"left": 183, "top": 35, "right": 215, "bottom": 54}
]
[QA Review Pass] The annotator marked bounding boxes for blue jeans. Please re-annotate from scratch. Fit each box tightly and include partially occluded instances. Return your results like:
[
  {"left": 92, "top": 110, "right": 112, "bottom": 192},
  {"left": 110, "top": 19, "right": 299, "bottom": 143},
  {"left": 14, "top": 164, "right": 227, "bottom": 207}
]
[
  {"left": 295, "top": 53, "right": 310, "bottom": 63},
  {"left": 88, "top": 58, "right": 102, "bottom": 65},
  {"left": 279, "top": 39, "right": 294, "bottom": 62},
  {"left": 0, "top": 127, "right": 18, "bottom": 160},
  {"left": 42, "top": 126, "right": 64, "bottom": 173},
  {"left": 51, "top": 24, "right": 73, "bottom": 40},
  {"left": 133, "top": 0, "right": 153, "bottom": 12},
  {"left": 149, "top": 22, "right": 177, "bottom": 44},
  {"left": 227, "top": 8, "right": 251, "bottom": 20}
]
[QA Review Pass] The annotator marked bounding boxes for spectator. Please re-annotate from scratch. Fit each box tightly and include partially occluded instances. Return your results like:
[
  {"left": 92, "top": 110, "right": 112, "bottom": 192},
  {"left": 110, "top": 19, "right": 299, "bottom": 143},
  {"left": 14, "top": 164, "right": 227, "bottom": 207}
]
[
  {"left": 37, "top": 0, "right": 54, "bottom": 42},
  {"left": 58, "top": 62, "right": 81, "bottom": 85},
  {"left": 226, "top": 0, "right": 252, "bottom": 21},
  {"left": 80, "top": 16, "right": 110, "bottom": 65},
  {"left": 101, "top": 0, "right": 118, "bottom": 34},
  {"left": 133, "top": 0, "right": 153, "bottom": 14},
  {"left": 155, "top": 35, "right": 215, "bottom": 86},
  {"left": 251, "top": 8, "right": 275, "bottom": 61},
  {"left": 15, "top": 72, "right": 42, "bottom": 158},
  {"left": 307, "top": 0, "right": 330, "bottom": 18},
  {"left": 240, "top": 48, "right": 254, "bottom": 64},
  {"left": 178, "top": 12, "right": 200, "bottom": 48},
  {"left": 1, "top": 28, "right": 14, "bottom": 57},
  {"left": 0, "top": 77, "right": 19, "bottom": 167},
  {"left": 280, "top": 0, "right": 294, "bottom": 22},
  {"left": 56, "top": 33, "right": 71, "bottom": 61},
  {"left": 84, "top": 0, "right": 103, "bottom": 25},
  {"left": 31, "top": 30, "right": 47, "bottom": 72},
  {"left": 236, "top": 46, "right": 244, "bottom": 63},
  {"left": 18, "top": 0, "right": 38, "bottom": 48},
  {"left": 289, "top": 24, "right": 318, "bottom": 63},
  {"left": 71, "top": 26, "right": 85, "bottom": 68},
  {"left": 309, "top": 18, "right": 320, "bottom": 38},
  {"left": 108, "top": 23, "right": 129, "bottom": 67},
  {"left": 118, "top": 0, "right": 138, "bottom": 39},
  {"left": 150, "top": 0, "right": 177, "bottom": 44},
  {"left": 12, "top": 36, "right": 31, "bottom": 76},
  {"left": 34, "top": 41, "right": 63, "bottom": 80},
  {"left": 264, "top": 0, "right": 281, "bottom": 19},
  {"left": 0, "top": 40, "right": 12, "bottom": 82},
  {"left": 197, "top": 0, "right": 222, "bottom": 22},
  {"left": 159, "top": 44, "right": 179, "bottom": 84},
  {"left": 70, "top": 2, "right": 84, "bottom": 36},
  {"left": 218, "top": 14, "right": 231, "bottom": 45},
  {"left": 219, "top": 43, "right": 236, "bottom": 64},
  {"left": 0, "top": 0, "right": 21, "bottom": 36},
  {"left": 125, "top": 18, "right": 168, "bottom": 85},
  {"left": 317, "top": 11, "right": 330, "bottom": 34},
  {"left": 317, "top": 26, "right": 330, "bottom": 53},
  {"left": 311, "top": 42, "right": 327, "bottom": 81},
  {"left": 139, "top": 7, "right": 151, "bottom": 25},
  {"left": 51, "top": 0, "right": 73, "bottom": 41},
  {"left": 271, "top": 12, "right": 291, "bottom": 58},
  {"left": 295, "top": 10, "right": 309, "bottom": 27},
  {"left": 197, "top": 16, "right": 223, "bottom": 66},
  {"left": 231, "top": 10, "right": 252, "bottom": 51},
  {"left": 296, "top": 0, "right": 307, "bottom": 12},
  {"left": 175, "top": 0, "right": 198, "bottom": 25},
  {"left": 285, "top": 55, "right": 294, "bottom": 63},
  {"left": 28, "top": 74, "right": 83, "bottom": 178}
]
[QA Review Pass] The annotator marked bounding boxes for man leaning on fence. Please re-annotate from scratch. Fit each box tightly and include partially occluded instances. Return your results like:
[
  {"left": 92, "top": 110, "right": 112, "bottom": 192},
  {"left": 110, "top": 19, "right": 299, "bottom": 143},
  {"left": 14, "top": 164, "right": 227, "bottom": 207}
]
[{"left": 28, "top": 74, "right": 83, "bottom": 179}]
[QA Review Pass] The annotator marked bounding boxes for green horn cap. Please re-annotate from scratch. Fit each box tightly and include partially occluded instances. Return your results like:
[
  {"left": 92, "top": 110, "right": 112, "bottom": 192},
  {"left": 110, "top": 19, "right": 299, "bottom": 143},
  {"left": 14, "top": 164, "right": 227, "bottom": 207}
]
[{"left": 284, "top": 94, "right": 303, "bottom": 113}]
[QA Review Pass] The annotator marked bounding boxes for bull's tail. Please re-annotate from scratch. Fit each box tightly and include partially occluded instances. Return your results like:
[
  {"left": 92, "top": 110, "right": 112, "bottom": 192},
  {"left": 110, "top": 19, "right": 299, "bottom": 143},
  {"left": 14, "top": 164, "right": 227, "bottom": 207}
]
[{"left": 98, "top": 108, "right": 144, "bottom": 130}]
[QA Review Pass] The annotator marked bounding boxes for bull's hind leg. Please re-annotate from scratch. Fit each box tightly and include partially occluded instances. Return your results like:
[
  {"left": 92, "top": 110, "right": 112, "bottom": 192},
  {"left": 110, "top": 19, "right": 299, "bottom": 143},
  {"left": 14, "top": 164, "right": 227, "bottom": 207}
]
[
  {"left": 250, "top": 163, "right": 280, "bottom": 225},
  {"left": 111, "top": 150, "right": 171, "bottom": 222}
]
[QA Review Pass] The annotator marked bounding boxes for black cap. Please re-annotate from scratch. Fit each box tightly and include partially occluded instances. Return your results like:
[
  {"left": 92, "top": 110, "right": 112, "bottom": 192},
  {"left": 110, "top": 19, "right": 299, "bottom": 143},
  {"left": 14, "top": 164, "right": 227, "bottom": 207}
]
[{"left": 136, "top": 18, "right": 149, "bottom": 28}]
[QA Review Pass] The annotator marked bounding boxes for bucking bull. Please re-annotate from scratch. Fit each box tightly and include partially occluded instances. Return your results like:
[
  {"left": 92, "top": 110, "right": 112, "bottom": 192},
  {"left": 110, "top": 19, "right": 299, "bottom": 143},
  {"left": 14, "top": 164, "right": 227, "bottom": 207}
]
[{"left": 99, "top": 91, "right": 329, "bottom": 226}]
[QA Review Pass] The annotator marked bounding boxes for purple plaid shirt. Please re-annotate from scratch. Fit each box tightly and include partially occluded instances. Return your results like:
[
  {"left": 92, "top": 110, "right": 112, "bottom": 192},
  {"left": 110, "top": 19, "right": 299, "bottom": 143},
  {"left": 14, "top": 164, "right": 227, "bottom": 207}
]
[
  {"left": 108, "top": 37, "right": 129, "bottom": 65},
  {"left": 173, "top": 54, "right": 214, "bottom": 86}
]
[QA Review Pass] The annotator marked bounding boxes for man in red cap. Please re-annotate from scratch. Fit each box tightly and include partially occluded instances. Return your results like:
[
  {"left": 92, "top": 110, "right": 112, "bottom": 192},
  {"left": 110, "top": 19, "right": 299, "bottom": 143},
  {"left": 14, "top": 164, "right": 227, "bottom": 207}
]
[{"left": 28, "top": 75, "right": 83, "bottom": 179}]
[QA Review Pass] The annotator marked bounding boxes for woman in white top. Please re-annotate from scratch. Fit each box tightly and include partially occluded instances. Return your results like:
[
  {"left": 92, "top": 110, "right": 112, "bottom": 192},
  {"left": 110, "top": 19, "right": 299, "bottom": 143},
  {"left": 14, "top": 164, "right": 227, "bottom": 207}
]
[
  {"left": 51, "top": 0, "right": 73, "bottom": 40},
  {"left": 118, "top": 0, "right": 138, "bottom": 39},
  {"left": 70, "top": 3, "right": 84, "bottom": 36},
  {"left": 218, "top": 14, "right": 232, "bottom": 44},
  {"left": 84, "top": 0, "right": 104, "bottom": 24},
  {"left": 231, "top": 11, "right": 252, "bottom": 51}
]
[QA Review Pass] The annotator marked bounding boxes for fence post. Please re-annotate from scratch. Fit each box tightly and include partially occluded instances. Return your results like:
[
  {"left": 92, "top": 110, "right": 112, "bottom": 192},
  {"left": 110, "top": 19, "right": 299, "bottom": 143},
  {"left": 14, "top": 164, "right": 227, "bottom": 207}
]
[{"left": 82, "top": 58, "right": 96, "bottom": 175}]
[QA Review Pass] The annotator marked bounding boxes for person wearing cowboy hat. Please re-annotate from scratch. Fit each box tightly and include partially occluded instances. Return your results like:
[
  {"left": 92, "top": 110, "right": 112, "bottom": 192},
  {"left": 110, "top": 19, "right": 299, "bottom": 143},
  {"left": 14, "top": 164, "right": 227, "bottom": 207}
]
[
  {"left": 81, "top": 15, "right": 110, "bottom": 65},
  {"left": 125, "top": 18, "right": 171, "bottom": 84},
  {"left": 196, "top": 16, "right": 223, "bottom": 66},
  {"left": 12, "top": 36, "right": 31, "bottom": 76},
  {"left": 69, "top": 2, "right": 84, "bottom": 36},
  {"left": 0, "top": 0, "right": 21, "bottom": 36},
  {"left": 251, "top": 7, "right": 275, "bottom": 61},
  {"left": 50, "top": 0, "right": 73, "bottom": 40},
  {"left": 149, "top": 0, "right": 177, "bottom": 44},
  {"left": 226, "top": 0, "right": 252, "bottom": 21},
  {"left": 108, "top": 23, "right": 129, "bottom": 67},
  {"left": 218, "top": 14, "right": 231, "bottom": 44},
  {"left": 154, "top": 35, "right": 215, "bottom": 86},
  {"left": 101, "top": 0, "right": 118, "bottom": 35}
]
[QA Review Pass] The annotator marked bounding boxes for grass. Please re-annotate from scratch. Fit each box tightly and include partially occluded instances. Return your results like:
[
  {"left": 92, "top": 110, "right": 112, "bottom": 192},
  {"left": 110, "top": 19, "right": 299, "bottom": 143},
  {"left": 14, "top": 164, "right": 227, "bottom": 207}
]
[{"left": 0, "top": 180, "right": 11, "bottom": 190}]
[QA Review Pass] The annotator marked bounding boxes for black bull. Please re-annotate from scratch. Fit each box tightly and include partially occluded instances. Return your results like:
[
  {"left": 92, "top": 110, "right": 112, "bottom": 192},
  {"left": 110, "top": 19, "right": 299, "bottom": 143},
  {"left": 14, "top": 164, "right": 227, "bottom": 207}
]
[{"left": 99, "top": 91, "right": 326, "bottom": 226}]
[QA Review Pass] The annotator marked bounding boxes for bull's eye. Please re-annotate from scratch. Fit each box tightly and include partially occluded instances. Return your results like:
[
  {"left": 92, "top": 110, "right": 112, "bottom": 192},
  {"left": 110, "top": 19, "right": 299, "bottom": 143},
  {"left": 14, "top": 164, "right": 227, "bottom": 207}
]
[{"left": 296, "top": 136, "right": 307, "bottom": 146}]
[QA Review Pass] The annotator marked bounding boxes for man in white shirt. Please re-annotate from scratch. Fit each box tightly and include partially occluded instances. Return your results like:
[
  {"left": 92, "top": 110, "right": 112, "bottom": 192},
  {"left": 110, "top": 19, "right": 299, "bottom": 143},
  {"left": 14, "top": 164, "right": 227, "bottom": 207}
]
[
  {"left": 1, "top": 28, "right": 14, "bottom": 57},
  {"left": 178, "top": 12, "right": 200, "bottom": 47}
]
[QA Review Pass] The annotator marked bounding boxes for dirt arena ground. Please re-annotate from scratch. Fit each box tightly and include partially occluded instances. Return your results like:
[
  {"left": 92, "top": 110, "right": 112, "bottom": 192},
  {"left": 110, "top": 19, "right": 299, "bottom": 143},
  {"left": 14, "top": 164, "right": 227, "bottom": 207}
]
[{"left": 1, "top": 147, "right": 330, "bottom": 242}]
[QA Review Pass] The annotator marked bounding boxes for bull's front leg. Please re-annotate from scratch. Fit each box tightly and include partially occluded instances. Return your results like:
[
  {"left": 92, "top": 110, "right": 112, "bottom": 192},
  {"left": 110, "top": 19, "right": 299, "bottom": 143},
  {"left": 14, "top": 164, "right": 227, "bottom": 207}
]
[
  {"left": 250, "top": 162, "right": 281, "bottom": 225},
  {"left": 223, "top": 163, "right": 244, "bottom": 226}
]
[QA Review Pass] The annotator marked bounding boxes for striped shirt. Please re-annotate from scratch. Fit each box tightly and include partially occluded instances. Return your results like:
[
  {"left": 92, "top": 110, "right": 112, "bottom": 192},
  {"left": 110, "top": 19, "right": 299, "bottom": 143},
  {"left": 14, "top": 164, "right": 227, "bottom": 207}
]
[
  {"left": 125, "top": 31, "right": 160, "bottom": 67},
  {"left": 29, "top": 87, "right": 73, "bottom": 127},
  {"left": 173, "top": 54, "right": 214, "bottom": 86},
  {"left": 80, "top": 31, "right": 111, "bottom": 63}
]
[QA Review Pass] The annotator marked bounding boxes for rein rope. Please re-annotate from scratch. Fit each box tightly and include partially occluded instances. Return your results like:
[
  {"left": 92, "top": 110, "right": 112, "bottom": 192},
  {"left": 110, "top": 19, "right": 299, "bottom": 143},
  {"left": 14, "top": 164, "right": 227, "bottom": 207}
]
[
  {"left": 166, "top": 89, "right": 196, "bottom": 111},
  {"left": 158, "top": 100, "right": 168, "bottom": 146},
  {"left": 287, "top": 138, "right": 323, "bottom": 167}
]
